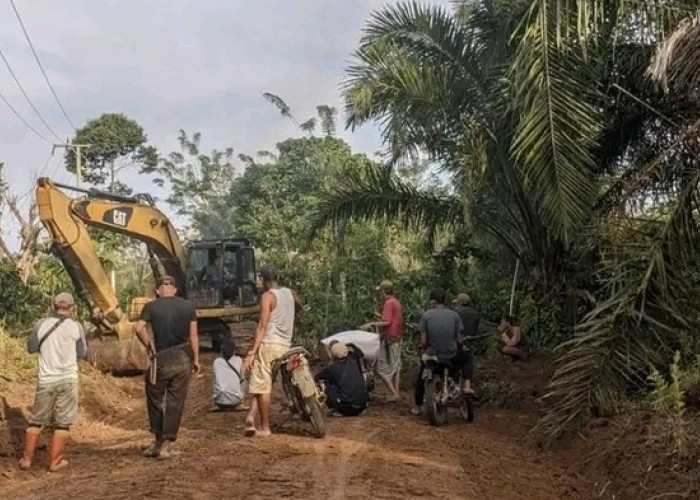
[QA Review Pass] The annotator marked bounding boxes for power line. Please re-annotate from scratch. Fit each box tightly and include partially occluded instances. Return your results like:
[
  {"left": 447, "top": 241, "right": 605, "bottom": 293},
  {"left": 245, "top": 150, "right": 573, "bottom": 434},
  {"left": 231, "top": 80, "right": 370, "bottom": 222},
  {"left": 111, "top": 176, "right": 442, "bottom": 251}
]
[
  {"left": 0, "top": 85, "right": 51, "bottom": 143},
  {"left": 38, "top": 148, "right": 54, "bottom": 176},
  {"left": 10, "top": 0, "right": 76, "bottom": 130},
  {"left": 0, "top": 43, "right": 63, "bottom": 141}
]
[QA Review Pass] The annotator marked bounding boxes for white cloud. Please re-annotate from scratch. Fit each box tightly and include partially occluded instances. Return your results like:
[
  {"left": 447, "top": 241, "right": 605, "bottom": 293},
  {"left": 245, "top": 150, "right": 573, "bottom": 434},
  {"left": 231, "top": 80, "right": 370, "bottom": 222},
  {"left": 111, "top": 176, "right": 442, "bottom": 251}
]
[{"left": 0, "top": 0, "right": 451, "bottom": 250}]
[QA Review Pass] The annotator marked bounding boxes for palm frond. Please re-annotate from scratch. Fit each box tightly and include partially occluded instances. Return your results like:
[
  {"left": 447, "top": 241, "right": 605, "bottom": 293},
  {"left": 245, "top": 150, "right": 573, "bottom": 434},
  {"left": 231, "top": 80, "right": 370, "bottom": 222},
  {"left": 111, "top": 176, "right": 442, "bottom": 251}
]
[
  {"left": 649, "top": 12, "right": 700, "bottom": 102},
  {"left": 262, "top": 92, "right": 297, "bottom": 123},
  {"left": 536, "top": 160, "right": 700, "bottom": 445},
  {"left": 509, "top": 1, "right": 602, "bottom": 243},
  {"left": 343, "top": 2, "right": 497, "bottom": 162},
  {"left": 310, "top": 162, "right": 463, "bottom": 240}
]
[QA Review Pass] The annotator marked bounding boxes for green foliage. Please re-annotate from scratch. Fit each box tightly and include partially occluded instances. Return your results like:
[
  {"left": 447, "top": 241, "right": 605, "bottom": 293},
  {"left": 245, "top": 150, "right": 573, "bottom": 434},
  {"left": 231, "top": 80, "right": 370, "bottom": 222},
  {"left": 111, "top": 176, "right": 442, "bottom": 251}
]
[
  {"left": 65, "top": 112, "right": 157, "bottom": 187},
  {"left": 0, "top": 325, "right": 36, "bottom": 384},
  {"left": 321, "top": 0, "right": 700, "bottom": 445},
  {"left": 647, "top": 351, "right": 685, "bottom": 416},
  {"left": 0, "top": 260, "right": 44, "bottom": 329},
  {"left": 142, "top": 130, "right": 237, "bottom": 238},
  {"left": 644, "top": 351, "right": 693, "bottom": 457}
]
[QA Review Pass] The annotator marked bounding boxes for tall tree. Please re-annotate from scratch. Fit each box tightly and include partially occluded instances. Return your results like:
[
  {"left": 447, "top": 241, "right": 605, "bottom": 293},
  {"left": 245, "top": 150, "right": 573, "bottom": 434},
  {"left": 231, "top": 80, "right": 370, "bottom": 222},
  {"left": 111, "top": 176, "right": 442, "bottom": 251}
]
[
  {"left": 141, "top": 130, "right": 239, "bottom": 239},
  {"left": 0, "top": 162, "right": 40, "bottom": 282},
  {"left": 64, "top": 113, "right": 158, "bottom": 190}
]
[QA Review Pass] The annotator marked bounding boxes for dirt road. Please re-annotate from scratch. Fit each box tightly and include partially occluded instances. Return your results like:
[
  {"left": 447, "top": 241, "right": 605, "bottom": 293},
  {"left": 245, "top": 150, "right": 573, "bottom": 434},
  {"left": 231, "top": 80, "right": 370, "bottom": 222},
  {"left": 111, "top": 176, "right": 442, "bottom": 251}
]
[{"left": 1, "top": 356, "right": 589, "bottom": 499}]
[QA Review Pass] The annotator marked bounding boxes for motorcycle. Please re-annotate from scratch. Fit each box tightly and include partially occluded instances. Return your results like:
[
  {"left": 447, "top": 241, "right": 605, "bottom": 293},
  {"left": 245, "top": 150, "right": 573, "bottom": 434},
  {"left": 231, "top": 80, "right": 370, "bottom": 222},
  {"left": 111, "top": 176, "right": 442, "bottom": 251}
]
[
  {"left": 272, "top": 346, "right": 327, "bottom": 438},
  {"left": 345, "top": 342, "right": 375, "bottom": 395},
  {"left": 421, "top": 350, "right": 475, "bottom": 427}
]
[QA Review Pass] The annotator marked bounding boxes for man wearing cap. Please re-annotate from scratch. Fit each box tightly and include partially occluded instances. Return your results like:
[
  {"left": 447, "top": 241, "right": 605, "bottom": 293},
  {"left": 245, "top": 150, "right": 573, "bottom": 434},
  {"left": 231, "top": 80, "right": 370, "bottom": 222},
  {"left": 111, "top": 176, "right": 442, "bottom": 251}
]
[
  {"left": 134, "top": 276, "right": 199, "bottom": 459},
  {"left": 360, "top": 280, "right": 404, "bottom": 401},
  {"left": 454, "top": 293, "right": 480, "bottom": 340},
  {"left": 19, "top": 292, "right": 87, "bottom": 472},
  {"left": 243, "top": 264, "right": 301, "bottom": 437},
  {"left": 314, "top": 341, "right": 368, "bottom": 417}
]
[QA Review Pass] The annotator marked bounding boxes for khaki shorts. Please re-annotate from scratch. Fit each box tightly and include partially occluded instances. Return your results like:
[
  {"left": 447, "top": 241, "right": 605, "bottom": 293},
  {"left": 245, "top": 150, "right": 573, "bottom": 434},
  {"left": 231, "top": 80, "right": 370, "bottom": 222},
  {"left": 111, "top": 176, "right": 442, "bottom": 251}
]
[
  {"left": 377, "top": 339, "right": 402, "bottom": 380},
  {"left": 248, "top": 343, "right": 290, "bottom": 394},
  {"left": 28, "top": 380, "right": 79, "bottom": 428}
]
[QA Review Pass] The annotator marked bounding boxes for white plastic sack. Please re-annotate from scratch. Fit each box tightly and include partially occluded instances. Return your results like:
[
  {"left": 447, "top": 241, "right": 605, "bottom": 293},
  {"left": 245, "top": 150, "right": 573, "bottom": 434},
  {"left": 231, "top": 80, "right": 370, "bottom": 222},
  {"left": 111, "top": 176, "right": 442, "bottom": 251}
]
[{"left": 319, "top": 330, "right": 381, "bottom": 363}]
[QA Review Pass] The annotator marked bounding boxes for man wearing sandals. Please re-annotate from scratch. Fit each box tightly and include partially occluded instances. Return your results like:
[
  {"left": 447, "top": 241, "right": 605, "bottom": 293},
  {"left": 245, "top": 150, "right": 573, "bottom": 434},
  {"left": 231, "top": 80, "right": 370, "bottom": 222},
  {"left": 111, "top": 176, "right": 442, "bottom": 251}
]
[
  {"left": 243, "top": 264, "right": 300, "bottom": 437},
  {"left": 134, "top": 276, "right": 200, "bottom": 459},
  {"left": 19, "top": 292, "right": 87, "bottom": 472}
]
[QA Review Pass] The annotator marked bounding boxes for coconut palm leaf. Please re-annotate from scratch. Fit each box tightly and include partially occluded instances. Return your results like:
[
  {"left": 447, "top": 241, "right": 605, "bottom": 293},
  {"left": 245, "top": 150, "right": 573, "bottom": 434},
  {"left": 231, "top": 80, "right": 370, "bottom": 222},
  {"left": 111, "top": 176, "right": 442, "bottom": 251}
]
[
  {"left": 649, "top": 12, "right": 700, "bottom": 102},
  {"left": 509, "top": 1, "right": 603, "bottom": 243},
  {"left": 311, "top": 163, "right": 463, "bottom": 238},
  {"left": 536, "top": 147, "right": 700, "bottom": 445}
]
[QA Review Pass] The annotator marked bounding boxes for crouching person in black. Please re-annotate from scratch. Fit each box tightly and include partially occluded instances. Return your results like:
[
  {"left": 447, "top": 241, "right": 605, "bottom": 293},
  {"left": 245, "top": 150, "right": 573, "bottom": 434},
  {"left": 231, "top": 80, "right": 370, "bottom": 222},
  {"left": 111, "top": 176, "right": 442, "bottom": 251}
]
[{"left": 315, "top": 341, "right": 368, "bottom": 417}]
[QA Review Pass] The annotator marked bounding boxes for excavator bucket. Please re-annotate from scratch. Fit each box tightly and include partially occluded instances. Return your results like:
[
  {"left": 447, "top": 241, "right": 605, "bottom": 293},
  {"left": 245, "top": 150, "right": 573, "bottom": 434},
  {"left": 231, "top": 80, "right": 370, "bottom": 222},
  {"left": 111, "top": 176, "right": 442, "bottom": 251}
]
[{"left": 87, "top": 336, "right": 150, "bottom": 373}]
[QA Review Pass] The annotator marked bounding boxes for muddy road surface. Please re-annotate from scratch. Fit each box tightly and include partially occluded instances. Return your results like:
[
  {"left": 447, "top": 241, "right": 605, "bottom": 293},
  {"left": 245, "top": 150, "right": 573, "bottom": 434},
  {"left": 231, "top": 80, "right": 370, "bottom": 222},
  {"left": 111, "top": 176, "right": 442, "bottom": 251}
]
[{"left": 1, "top": 355, "right": 588, "bottom": 499}]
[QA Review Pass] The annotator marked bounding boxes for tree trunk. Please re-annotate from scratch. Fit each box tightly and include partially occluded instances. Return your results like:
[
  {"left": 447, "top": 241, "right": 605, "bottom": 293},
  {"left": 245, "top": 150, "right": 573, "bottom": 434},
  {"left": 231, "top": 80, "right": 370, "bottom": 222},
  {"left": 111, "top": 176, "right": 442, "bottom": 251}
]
[{"left": 4, "top": 195, "right": 39, "bottom": 283}]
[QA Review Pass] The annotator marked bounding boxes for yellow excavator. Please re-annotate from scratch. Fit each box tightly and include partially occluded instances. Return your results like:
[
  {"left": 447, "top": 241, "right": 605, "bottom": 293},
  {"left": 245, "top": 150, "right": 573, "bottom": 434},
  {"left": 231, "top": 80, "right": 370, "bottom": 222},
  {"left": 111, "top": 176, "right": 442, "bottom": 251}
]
[{"left": 35, "top": 177, "right": 260, "bottom": 372}]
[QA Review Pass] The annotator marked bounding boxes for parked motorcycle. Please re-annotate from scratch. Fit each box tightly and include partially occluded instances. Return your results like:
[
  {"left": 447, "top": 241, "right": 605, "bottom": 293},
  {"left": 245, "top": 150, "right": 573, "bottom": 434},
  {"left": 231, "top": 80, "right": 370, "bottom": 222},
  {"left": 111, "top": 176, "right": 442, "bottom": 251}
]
[
  {"left": 272, "top": 346, "right": 327, "bottom": 438},
  {"left": 421, "top": 351, "right": 474, "bottom": 427}
]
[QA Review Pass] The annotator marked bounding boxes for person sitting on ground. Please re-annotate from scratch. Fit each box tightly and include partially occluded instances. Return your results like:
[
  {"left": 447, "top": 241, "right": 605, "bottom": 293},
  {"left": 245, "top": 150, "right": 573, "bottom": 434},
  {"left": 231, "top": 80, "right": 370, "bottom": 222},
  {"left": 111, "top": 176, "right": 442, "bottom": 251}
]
[
  {"left": 497, "top": 315, "right": 529, "bottom": 361},
  {"left": 314, "top": 341, "right": 369, "bottom": 417},
  {"left": 412, "top": 288, "right": 474, "bottom": 416},
  {"left": 212, "top": 339, "right": 247, "bottom": 412}
]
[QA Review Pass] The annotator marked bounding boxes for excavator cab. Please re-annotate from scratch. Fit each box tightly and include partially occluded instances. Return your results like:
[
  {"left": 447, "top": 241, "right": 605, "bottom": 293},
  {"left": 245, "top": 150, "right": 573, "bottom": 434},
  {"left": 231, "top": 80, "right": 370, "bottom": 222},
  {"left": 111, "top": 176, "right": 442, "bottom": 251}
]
[{"left": 185, "top": 237, "right": 259, "bottom": 309}]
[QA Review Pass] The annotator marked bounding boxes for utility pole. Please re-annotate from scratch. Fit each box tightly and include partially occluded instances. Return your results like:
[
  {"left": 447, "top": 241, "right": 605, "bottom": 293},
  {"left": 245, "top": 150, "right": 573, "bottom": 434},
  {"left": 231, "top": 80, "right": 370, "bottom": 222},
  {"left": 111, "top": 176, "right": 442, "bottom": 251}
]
[{"left": 52, "top": 142, "right": 91, "bottom": 187}]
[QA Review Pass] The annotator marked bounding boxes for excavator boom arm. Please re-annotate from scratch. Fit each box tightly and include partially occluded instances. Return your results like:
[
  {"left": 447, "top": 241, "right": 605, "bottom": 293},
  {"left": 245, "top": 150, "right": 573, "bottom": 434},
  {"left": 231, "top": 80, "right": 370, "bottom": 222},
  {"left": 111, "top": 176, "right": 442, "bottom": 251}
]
[
  {"left": 35, "top": 178, "right": 123, "bottom": 321},
  {"left": 35, "top": 178, "right": 188, "bottom": 331}
]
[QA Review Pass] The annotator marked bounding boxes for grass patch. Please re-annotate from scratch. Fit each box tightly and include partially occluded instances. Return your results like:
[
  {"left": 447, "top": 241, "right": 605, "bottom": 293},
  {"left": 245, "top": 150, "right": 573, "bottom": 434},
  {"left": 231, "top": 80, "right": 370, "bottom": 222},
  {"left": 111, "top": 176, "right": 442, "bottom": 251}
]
[{"left": 0, "top": 326, "right": 36, "bottom": 386}]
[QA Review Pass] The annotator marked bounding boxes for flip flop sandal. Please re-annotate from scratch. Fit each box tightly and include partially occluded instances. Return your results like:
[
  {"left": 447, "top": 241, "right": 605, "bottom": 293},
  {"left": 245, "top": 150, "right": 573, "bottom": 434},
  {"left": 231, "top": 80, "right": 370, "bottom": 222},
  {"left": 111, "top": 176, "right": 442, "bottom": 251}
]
[
  {"left": 244, "top": 426, "right": 256, "bottom": 437},
  {"left": 18, "top": 458, "right": 31, "bottom": 470}
]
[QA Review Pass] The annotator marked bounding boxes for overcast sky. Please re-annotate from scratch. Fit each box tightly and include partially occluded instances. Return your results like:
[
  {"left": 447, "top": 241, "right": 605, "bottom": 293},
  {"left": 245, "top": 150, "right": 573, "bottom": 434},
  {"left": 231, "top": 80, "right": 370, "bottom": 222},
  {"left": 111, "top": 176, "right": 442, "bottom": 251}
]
[{"left": 0, "top": 0, "right": 450, "bottom": 250}]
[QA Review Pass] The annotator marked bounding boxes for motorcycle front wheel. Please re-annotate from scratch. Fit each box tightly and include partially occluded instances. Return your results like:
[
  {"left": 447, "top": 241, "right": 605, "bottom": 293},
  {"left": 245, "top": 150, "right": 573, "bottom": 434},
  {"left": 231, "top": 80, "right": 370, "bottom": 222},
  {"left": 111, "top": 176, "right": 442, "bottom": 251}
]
[
  {"left": 304, "top": 396, "right": 326, "bottom": 438},
  {"left": 425, "top": 377, "right": 447, "bottom": 427}
]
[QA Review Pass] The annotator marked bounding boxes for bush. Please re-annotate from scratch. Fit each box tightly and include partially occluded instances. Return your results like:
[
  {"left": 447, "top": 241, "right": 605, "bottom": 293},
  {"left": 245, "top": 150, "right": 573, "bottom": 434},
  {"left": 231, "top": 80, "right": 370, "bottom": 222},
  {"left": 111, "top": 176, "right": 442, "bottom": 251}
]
[
  {"left": 0, "top": 260, "right": 45, "bottom": 330},
  {"left": 0, "top": 325, "right": 36, "bottom": 384}
]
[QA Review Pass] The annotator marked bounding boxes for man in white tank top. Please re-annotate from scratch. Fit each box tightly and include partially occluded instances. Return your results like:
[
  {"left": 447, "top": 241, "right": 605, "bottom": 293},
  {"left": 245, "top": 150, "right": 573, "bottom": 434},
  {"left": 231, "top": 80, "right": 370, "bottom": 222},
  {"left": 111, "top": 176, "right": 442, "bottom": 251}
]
[{"left": 243, "top": 264, "right": 300, "bottom": 436}]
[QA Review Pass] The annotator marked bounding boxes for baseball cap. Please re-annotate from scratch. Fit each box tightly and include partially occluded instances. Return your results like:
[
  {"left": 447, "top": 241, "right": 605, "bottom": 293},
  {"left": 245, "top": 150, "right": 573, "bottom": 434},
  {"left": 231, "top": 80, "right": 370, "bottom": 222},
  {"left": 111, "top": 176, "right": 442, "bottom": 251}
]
[
  {"left": 156, "top": 275, "right": 177, "bottom": 288},
  {"left": 258, "top": 264, "right": 278, "bottom": 281},
  {"left": 375, "top": 279, "right": 392, "bottom": 291},
  {"left": 53, "top": 292, "right": 75, "bottom": 307},
  {"left": 456, "top": 293, "right": 471, "bottom": 304}
]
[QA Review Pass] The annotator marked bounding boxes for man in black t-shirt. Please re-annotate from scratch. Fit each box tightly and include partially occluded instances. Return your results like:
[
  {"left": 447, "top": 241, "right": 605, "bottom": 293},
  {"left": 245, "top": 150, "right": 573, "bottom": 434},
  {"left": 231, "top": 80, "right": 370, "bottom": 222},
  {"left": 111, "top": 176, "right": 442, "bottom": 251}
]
[
  {"left": 454, "top": 293, "right": 480, "bottom": 339},
  {"left": 315, "top": 342, "right": 368, "bottom": 417},
  {"left": 134, "top": 276, "right": 199, "bottom": 460}
]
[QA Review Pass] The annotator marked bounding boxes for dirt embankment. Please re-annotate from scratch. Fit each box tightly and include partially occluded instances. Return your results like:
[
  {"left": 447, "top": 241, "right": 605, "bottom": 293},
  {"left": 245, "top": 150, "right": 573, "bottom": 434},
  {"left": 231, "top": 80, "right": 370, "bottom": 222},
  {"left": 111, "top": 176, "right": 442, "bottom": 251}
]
[{"left": 1, "top": 342, "right": 696, "bottom": 499}]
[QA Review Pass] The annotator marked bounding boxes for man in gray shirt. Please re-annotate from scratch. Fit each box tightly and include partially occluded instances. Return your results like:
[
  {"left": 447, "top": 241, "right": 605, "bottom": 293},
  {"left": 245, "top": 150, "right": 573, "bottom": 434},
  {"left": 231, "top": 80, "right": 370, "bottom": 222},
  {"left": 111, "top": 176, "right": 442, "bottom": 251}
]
[
  {"left": 411, "top": 288, "right": 474, "bottom": 415},
  {"left": 19, "top": 292, "right": 87, "bottom": 472}
]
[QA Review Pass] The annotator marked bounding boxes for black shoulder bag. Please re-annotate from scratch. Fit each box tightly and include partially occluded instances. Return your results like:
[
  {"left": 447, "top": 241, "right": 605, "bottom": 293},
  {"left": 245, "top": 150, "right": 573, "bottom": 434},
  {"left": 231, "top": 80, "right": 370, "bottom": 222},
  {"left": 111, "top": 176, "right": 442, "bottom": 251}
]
[
  {"left": 225, "top": 358, "right": 245, "bottom": 383},
  {"left": 36, "top": 317, "right": 68, "bottom": 352}
]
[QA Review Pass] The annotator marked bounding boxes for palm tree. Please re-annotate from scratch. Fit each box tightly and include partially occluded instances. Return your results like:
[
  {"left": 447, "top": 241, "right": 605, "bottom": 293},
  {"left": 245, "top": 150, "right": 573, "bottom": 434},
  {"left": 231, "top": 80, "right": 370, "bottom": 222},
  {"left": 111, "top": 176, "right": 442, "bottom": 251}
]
[{"left": 313, "top": 0, "right": 700, "bottom": 443}]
